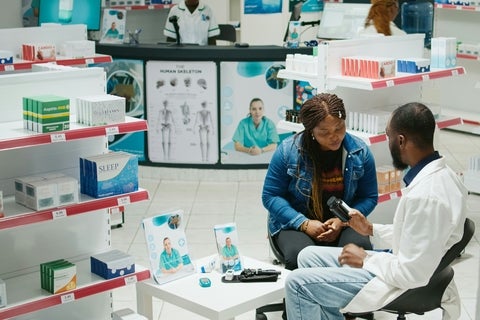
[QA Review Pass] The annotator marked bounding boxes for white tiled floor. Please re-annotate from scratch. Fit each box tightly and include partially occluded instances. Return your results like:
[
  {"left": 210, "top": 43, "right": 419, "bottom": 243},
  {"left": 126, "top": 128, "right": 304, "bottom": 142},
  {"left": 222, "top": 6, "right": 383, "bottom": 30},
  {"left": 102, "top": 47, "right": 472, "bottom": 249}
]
[{"left": 111, "top": 129, "right": 480, "bottom": 320}]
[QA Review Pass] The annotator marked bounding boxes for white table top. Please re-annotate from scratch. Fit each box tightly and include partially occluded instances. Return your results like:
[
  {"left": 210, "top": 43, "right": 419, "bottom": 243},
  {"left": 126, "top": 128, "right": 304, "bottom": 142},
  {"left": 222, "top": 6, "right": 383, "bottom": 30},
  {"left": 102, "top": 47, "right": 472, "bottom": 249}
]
[{"left": 136, "top": 255, "right": 289, "bottom": 320}]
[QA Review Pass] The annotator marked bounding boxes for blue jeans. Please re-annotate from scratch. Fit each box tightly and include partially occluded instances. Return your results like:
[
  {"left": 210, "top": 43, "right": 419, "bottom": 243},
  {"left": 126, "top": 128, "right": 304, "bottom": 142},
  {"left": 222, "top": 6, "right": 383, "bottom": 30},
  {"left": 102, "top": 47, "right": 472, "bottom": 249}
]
[{"left": 285, "top": 246, "right": 375, "bottom": 320}]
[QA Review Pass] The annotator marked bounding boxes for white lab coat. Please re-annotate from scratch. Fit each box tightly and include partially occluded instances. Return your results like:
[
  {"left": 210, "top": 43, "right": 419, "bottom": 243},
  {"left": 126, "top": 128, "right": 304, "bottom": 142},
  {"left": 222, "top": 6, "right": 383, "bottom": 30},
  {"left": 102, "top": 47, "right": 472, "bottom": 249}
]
[
  {"left": 342, "top": 157, "right": 467, "bottom": 320},
  {"left": 163, "top": 1, "right": 220, "bottom": 46}
]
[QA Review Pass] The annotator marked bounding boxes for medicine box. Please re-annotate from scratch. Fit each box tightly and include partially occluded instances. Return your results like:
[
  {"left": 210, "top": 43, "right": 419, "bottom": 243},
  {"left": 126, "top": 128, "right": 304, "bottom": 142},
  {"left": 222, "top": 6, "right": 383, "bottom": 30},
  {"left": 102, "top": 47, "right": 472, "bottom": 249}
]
[
  {"left": 24, "top": 179, "right": 57, "bottom": 210},
  {"left": 52, "top": 176, "right": 79, "bottom": 206},
  {"left": 397, "top": 58, "right": 431, "bottom": 73},
  {"left": 0, "top": 278, "right": 6, "bottom": 308},
  {"left": 22, "top": 43, "right": 56, "bottom": 62},
  {"left": 76, "top": 94, "right": 126, "bottom": 126},
  {"left": 61, "top": 40, "right": 95, "bottom": 58},
  {"left": 91, "top": 249, "right": 135, "bottom": 279},
  {"left": 0, "top": 50, "right": 13, "bottom": 64},
  {"left": 80, "top": 152, "right": 139, "bottom": 198},
  {"left": 40, "top": 259, "right": 77, "bottom": 294}
]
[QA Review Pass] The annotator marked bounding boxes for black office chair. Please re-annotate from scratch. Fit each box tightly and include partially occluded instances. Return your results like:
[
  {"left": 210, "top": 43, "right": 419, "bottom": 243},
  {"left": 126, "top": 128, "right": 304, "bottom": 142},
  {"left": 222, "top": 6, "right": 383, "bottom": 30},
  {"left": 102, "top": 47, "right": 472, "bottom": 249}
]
[
  {"left": 216, "top": 24, "right": 237, "bottom": 44},
  {"left": 374, "top": 217, "right": 475, "bottom": 320}
]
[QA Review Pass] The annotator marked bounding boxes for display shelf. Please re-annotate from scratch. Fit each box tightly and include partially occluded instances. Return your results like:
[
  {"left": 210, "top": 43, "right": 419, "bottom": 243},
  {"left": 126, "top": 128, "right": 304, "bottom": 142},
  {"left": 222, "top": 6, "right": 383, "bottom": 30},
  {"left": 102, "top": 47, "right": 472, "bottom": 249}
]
[
  {"left": 278, "top": 67, "right": 466, "bottom": 90},
  {"left": 457, "top": 53, "right": 480, "bottom": 61},
  {"left": 110, "top": 3, "right": 173, "bottom": 10},
  {"left": 0, "top": 260, "right": 150, "bottom": 320},
  {"left": 378, "top": 190, "right": 403, "bottom": 204},
  {"left": 434, "top": 3, "right": 480, "bottom": 11},
  {"left": 0, "top": 54, "right": 113, "bottom": 72},
  {"left": 0, "top": 116, "right": 147, "bottom": 151},
  {"left": 0, "top": 189, "right": 149, "bottom": 231}
]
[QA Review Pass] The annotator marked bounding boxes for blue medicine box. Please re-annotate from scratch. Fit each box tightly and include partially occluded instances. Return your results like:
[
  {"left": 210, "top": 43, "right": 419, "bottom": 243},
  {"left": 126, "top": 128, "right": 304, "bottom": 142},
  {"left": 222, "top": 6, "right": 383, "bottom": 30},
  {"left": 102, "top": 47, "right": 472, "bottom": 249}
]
[{"left": 91, "top": 250, "right": 135, "bottom": 279}]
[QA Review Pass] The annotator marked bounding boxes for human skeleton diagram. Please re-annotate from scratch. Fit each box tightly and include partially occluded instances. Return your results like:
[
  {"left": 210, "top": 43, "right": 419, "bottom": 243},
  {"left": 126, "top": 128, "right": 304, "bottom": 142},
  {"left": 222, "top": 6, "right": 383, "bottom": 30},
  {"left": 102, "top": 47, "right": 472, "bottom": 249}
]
[{"left": 193, "top": 101, "right": 214, "bottom": 162}]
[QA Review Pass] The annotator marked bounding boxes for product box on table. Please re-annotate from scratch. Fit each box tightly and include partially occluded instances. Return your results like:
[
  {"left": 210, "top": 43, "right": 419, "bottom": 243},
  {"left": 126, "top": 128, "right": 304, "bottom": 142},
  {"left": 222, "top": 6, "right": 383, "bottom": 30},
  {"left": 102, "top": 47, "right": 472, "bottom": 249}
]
[
  {"left": 61, "top": 40, "right": 95, "bottom": 58},
  {"left": 90, "top": 249, "right": 135, "bottom": 279}
]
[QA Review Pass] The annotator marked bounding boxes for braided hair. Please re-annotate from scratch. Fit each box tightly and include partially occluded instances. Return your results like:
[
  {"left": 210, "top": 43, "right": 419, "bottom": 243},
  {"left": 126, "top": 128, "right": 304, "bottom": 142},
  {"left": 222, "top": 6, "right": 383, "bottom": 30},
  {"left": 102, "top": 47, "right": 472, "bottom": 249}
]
[
  {"left": 364, "top": 0, "right": 400, "bottom": 36},
  {"left": 296, "top": 93, "right": 346, "bottom": 221}
]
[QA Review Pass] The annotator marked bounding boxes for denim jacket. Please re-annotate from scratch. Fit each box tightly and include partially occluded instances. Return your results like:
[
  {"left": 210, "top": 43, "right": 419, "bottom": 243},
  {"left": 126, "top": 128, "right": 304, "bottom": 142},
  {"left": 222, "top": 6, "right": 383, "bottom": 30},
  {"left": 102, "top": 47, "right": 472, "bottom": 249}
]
[{"left": 262, "top": 132, "right": 378, "bottom": 236}]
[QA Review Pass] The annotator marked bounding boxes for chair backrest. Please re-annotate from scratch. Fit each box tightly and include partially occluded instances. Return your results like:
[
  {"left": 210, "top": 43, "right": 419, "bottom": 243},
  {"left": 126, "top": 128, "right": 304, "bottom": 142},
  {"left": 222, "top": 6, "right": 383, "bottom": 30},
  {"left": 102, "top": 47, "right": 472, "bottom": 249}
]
[
  {"left": 381, "top": 217, "right": 475, "bottom": 314},
  {"left": 217, "top": 24, "right": 237, "bottom": 43},
  {"left": 436, "top": 217, "right": 475, "bottom": 272}
]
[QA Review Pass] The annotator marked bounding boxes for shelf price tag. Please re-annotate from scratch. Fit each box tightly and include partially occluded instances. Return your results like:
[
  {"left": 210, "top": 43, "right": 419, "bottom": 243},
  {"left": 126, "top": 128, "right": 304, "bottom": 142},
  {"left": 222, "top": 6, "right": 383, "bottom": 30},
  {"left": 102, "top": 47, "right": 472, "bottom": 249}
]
[
  {"left": 52, "top": 209, "right": 67, "bottom": 220},
  {"left": 148, "top": 5, "right": 155, "bottom": 9},
  {"left": 421, "top": 74, "right": 430, "bottom": 81},
  {"left": 117, "top": 196, "right": 131, "bottom": 206},
  {"left": 106, "top": 126, "right": 120, "bottom": 135},
  {"left": 50, "top": 133, "right": 66, "bottom": 143},
  {"left": 61, "top": 292, "right": 75, "bottom": 304},
  {"left": 451, "top": 69, "right": 459, "bottom": 76},
  {"left": 385, "top": 80, "right": 394, "bottom": 87},
  {"left": 4, "top": 65, "right": 14, "bottom": 72},
  {"left": 124, "top": 275, "right": 138, "bottom": 285},
  {"left": 85, "top": 58, "right": 94, "bottom": 65}
]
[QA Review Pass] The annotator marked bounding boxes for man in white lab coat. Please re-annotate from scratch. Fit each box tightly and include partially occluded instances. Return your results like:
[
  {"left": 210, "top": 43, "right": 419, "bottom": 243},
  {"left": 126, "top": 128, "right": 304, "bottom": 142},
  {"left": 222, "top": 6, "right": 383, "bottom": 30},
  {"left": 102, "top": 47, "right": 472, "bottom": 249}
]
[{"left": 285, "top": 102, "right": 467, "bottom": 320}]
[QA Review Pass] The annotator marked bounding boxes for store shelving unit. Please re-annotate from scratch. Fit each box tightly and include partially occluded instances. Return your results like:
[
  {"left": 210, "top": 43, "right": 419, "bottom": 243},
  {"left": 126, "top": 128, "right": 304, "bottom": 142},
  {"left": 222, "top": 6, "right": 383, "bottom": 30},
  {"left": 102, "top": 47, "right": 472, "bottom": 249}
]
[
  {"left": 277, "top": 34, "right": 466, "bottom": 223},
  {"left": 109, "top": 3, "right": 174, "bottom": 10},
  {"left": 430, "top": 3, "right": 480, "bottom": 135},
  {"left": 0, "top": 26, "right": 150, "bottom": 319}
]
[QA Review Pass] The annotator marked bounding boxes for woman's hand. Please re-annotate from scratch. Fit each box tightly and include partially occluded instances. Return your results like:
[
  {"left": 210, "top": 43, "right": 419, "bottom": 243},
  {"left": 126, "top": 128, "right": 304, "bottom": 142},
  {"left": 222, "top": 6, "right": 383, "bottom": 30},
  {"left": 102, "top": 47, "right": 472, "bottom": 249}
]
[
  {"left": 317, "top": 218, "right": 343, "bottom": 242},
  {"left": 304, "top": 220, "right": 329, "bottom": 239}
]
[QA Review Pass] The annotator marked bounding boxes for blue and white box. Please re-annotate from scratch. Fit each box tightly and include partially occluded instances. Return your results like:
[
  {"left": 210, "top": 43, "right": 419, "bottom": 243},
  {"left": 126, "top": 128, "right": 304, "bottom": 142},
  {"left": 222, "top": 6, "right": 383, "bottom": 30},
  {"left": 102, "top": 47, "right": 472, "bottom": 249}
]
[
  {"left": 91, "top": 249, "right": 135, "bottom": 279},
  {"left": 80, "top": 151, "right": 138, "bottom": 198}
]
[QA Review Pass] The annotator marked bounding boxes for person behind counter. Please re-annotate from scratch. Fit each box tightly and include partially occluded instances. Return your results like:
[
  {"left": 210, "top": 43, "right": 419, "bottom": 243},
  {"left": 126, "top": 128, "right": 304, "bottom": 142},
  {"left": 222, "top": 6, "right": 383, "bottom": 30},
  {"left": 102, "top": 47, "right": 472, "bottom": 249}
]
[
  {"left": 360, "top": 0, "right": 406, "bottom": 36},
  {"left": 164, "top": 0, "right": 220, "bottom": 46}
]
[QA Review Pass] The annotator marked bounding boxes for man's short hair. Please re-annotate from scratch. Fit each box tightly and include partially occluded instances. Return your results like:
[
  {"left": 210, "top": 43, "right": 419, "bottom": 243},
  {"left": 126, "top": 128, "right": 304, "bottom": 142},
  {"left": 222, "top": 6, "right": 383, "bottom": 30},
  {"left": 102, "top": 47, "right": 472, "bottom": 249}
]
[{"left": 390, "top": 102, "right": 435, "bottom": 149}]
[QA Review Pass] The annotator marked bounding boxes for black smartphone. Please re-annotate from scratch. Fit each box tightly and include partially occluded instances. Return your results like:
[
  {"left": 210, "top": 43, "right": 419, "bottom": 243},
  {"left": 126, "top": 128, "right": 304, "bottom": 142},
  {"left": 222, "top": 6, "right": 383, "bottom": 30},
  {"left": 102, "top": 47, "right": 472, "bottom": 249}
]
[{"left": 327, "top": 196, "right": 351, "bottom": 222}]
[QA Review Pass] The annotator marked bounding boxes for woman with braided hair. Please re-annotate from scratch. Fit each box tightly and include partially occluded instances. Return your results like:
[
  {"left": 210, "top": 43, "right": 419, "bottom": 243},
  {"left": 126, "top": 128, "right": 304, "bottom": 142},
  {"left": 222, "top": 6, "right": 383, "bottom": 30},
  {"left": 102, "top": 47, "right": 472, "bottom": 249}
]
[
  {"left": 262, "top": 93, "right": 378, "bottom": 271},
  {"left": 360, "top": 0, "right": 406, "bottom": 36}
]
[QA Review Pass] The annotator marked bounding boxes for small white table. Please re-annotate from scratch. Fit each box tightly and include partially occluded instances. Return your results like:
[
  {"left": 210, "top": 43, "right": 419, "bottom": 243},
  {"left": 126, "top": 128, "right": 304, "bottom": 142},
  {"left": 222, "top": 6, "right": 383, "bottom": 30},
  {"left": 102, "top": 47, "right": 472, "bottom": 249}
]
[{"left": 136, "top": 255, "right": 289, "bottom": 320}]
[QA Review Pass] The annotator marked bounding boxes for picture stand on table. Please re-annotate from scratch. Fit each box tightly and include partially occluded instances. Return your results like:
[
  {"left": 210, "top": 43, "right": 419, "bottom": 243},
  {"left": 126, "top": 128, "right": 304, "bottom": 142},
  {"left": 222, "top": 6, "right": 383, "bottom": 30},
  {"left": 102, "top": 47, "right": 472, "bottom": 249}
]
[
  {"left": 142, "top": 209, "right": 195, "bottom": 284},
  {"left": 214, "top": 222, "right": 242, "bottom": 273}
]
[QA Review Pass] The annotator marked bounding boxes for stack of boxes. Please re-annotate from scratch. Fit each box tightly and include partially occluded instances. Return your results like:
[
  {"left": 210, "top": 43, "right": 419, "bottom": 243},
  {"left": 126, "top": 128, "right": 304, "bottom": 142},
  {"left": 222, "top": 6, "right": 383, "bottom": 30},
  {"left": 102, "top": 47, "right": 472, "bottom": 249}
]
[
  {"left": 22, "top": 43, "right": 56, "bottom": 62},
  {"left": 14, "top": 173, "right": 79, "bottom": 211},
  {"left": 40, "top": 259, "right": 77, "bottom": 294},
  {"left": 23, "top": 94, "right": 70, "bottom": 133},
  {"left": 431, "top": 37, "right": 457, "bottom": 68},
  {"left": 79, "top": 152, "right": 139, "bottom": 198},
  {"left": 347, "top": 110, "right": 390, "bottom": 135},
  {"left": 90, "top": 250, "right": 135, "bottom": 279},
  {"left": 341, "top": 56, "right": 396, "bottom": 79},
  {"left": 76, "top": 94, "right": 126, "bottom": 126},
  {"left": 376, "top": 165, "right": 403, "bottom": 194}
]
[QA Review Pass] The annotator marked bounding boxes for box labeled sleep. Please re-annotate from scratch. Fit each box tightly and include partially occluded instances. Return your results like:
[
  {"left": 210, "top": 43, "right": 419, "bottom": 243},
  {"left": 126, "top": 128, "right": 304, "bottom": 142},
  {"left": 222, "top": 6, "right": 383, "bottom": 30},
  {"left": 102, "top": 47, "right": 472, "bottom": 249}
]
[{"left": 80, "top": 152, "right": 138, "bottom": 198}]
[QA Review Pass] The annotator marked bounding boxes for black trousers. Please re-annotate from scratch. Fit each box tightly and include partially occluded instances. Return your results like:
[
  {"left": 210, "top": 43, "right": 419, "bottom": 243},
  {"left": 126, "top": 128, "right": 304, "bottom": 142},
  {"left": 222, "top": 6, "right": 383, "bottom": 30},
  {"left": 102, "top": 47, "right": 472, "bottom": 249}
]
[{"left": 274, "top": 227, "right": 372, "bottom": 270}]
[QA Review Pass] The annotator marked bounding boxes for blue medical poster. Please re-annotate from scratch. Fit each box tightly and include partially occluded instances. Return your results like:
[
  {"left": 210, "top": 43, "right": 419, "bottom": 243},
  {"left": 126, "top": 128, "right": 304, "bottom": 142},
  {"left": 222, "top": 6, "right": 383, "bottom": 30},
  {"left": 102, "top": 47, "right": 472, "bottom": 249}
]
[
  {"left": 244, "top": 0, "right": 283, "bottom": 14},
  {"left": 220, "top": 61, "right": 294, "bottom": 165},
  {"left": 93, "top": 59, "right": 146, "bottom": 161},
  {"left": 301, "top": 0, "right": 323, "bottom": 13},
  {"left": 146, "top": 61, "right": 218, "bottom": 164}
]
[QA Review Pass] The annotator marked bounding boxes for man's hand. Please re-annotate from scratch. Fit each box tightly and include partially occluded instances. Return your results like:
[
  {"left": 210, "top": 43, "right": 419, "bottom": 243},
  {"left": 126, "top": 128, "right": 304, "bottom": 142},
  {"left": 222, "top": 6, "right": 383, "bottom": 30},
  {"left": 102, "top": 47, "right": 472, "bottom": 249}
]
[
  {"left": 338, "top": 243, "right": 367, "bottom": 268},
  {"left": 346, "top": 210, "right": 373, "bottom": 236}
]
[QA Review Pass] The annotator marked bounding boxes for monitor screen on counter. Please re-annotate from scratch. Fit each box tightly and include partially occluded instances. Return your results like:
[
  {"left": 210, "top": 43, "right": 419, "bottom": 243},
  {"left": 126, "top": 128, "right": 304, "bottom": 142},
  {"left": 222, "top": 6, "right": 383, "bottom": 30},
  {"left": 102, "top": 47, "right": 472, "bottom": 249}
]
[
  {"left": 317, "top": 3, "right": 371, "bottom": 40},
  {"left": 38, "top": 0, "right": 102, "bottom": 31}
]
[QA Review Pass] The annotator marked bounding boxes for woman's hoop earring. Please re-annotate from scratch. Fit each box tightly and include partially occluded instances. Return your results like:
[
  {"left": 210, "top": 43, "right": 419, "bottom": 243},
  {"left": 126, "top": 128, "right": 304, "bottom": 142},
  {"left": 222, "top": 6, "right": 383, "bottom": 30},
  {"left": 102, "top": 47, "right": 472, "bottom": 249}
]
[{"left": 312, "top": 134, "right": 315, "bottom": 140}]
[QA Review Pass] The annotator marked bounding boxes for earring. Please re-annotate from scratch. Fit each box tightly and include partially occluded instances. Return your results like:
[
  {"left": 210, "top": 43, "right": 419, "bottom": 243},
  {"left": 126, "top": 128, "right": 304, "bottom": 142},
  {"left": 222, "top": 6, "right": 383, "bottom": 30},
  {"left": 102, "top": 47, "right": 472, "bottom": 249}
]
[
  {"left": 338, "top": 111, "right": 342, "bottom": 119},
  {"left": 312, "top": 133, "right": 315, "bottom": 140}
]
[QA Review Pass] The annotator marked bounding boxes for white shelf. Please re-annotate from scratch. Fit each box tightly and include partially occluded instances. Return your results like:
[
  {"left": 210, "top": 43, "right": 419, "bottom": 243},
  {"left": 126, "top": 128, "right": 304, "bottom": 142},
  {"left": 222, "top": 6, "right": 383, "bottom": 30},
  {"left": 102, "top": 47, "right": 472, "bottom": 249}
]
[
  {"left": 109, "top": 4, "right": 173, "bottom": 10},
  {"left": 0, "top": 260, "right": 150, "bottom": 320},
  {"left": 0, "top": 116, "right": 147, "bottom": 151},
  {"left": 0, "top": 54, "right": 112, "bottom": 73},
  {"left": 278, "top": 67, "right": 466, "bottom": 90},
  {"left": 0, "top": 189, "right": 149, "bottom": 230},
  {"left": 434, "top": 3, "right": 480, "bottom": 11}
]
